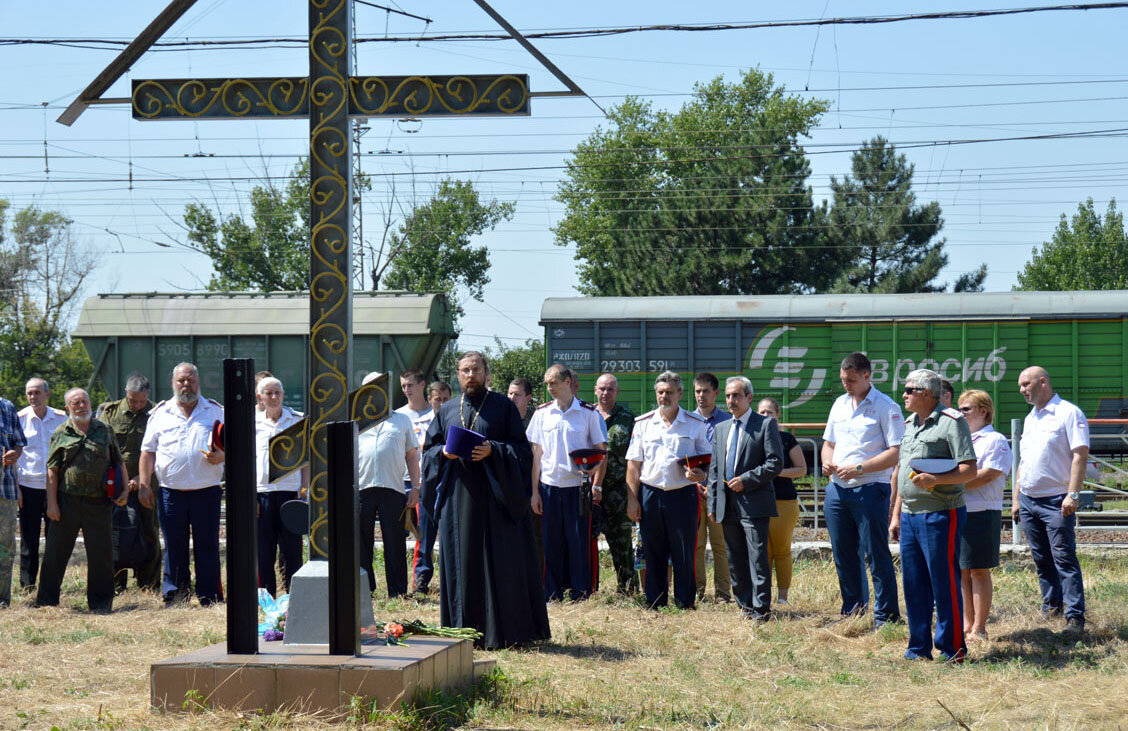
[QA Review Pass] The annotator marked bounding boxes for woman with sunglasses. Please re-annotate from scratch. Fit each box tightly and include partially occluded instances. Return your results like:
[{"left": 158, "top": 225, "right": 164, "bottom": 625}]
[
  {"left": 956, "top": 389, "right": 1012, "bottom": 641},
  {"left": 756, "top": 397, "right": 807, "bottom": 606}
]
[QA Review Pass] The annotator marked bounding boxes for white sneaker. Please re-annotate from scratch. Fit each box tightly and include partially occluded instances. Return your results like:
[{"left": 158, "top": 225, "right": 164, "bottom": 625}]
[{"left": 776, "top": 598, "right": 790, "bottom": 606}]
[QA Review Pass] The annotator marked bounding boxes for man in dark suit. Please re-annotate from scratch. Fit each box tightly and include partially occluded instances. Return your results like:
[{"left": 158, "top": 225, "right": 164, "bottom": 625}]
[{"left": 708, "top": 376, "right": 784, "bottom": 620}]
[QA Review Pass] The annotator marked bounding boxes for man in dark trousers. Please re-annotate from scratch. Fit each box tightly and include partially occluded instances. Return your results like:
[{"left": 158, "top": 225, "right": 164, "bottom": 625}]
[
  {"left": 421, "top": 351, "right": 550, "bottom": 649},
  {"left": 707, "top": 376, "right": 784, "bottom": 621},
  {"left": 36, "top": 388, "right": 129, "bottom": 612}
]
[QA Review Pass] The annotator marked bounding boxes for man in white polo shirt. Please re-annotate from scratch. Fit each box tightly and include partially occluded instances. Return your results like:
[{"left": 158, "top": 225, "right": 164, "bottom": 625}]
[
  {"left": 821, "top": 352, "right": 903, "bottom": 627},
  {"left": 528, "top": 364, "right": 606, "bottom": 601},
  {"left": 139, "top": 362, "right": 225, "bottom": 606},
  {"left": 359, "top": 371, "right": 420, "bottom": 598},
  {"left": 16, "top": 377, "right": 66, "bottom": 591},
  {"left": 1014, "top": 365, "right": 1089, "bottom": 632}
]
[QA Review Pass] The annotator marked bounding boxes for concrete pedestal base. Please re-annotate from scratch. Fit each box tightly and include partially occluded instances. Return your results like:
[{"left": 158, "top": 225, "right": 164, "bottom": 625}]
[
  {"left": 283, "top": 561, "right": 374, "bottom": 645},
  {"left": 151, "top": 636, "right": 474, "bottom": 714}
]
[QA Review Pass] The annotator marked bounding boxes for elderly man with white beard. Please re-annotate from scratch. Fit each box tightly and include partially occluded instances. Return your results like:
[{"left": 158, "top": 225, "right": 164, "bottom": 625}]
[
  {"left": 140, "top": 363, "right": 226, "bottom": 606},
  {"left": 35, "top": 388, "right": 128, "bottom": 612}
]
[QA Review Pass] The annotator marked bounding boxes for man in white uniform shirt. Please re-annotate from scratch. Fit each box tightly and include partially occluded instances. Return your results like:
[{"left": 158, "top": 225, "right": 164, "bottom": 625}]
[
  {"left": 139, "top": 362, "right": 225, "bottom": 606},
  {"left": 528, "top": 364, "right": 607, "bottom": 601},
  {"left": 358, "top": 373, "right": 420, "bottom": 598},
  {"left": 16, "top": 378, "right": 66, "bottom": 591},
  {"left": 254, "top": 377, "right": 305, "bottom": 598},
  {"left": 626, "top": 371, "right": 712, "bottom": 610},
  {"left": 821, "top": 352, "right": 903, "bottom": 627},
  {"left": 1015, "top": 366, "right": 1089, "bottom": 632},
  {"left": 394, "top": 369, "right": 437, "bottom": 596}
]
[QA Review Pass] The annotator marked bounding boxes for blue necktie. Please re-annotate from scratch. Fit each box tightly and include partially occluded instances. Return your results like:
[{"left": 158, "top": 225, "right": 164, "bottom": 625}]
[{"left": 725, "top": 418, "right": 741, "bottom": 481}]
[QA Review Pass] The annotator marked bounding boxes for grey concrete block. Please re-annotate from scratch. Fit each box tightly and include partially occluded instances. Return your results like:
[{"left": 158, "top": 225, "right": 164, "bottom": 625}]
[{"left": 283, "top": 561, "right": 374, "bottom": 646}]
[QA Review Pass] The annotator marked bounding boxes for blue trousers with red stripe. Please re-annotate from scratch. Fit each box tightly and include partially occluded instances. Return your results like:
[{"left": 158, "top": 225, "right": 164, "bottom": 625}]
[
  {"left": 900, "top": 506, "right": 966, "bottom": 661},
  {"left": 540, "top": 483, "right": 593, "bottom": 601}
]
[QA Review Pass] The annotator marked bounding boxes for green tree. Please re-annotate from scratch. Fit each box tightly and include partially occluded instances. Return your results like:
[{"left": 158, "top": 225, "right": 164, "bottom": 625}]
[
  {"left": 382, "top": 179, "right": 514, "bottom": 320},
  {"left": 1015, "top": 198, "right": 1128, "bottom": 290},
  {"left": 184, "top": 165, "right": 511, "bottom": 322},
  {"left": 0, "top": 201, "right": 101, "bottom": 406},
  {"left": 554, "top": 69, "right": 837, "bottom": 296},
  {"left": 184, "top": 159, "right": 312, "bottom": 291},
  {"left": 826, "top": 136, "right": 986, "bottom": 293},
  {"left": 483, "top": 338, "right": 545, "bottom": 399}
]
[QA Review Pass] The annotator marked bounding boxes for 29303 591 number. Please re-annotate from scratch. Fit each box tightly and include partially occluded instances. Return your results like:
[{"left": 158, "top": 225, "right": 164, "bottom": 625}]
[{"left": 599, "top": 359, "right": 675, "bottom": 372}]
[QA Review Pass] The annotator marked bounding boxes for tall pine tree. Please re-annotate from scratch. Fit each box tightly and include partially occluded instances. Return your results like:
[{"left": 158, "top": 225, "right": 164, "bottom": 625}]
[{"left": 826, "top": 136, "right": 985, "bottom": 293}]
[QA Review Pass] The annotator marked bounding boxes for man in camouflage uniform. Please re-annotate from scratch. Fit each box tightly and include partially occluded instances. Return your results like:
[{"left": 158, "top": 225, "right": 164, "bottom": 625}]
[
  {"left": 594, "top": 373, "right": 638, "bottom": 593},
  {"left": 36, "top": 388, "right": 128, "bottom": 612},
  {"left": 98, "top": 374, "right": 161, "bottom": 593}
]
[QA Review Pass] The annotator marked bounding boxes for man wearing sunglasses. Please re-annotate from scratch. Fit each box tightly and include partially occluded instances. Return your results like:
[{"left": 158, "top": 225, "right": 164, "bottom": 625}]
[
  {"left": 889, "top": 370, "right": 976, "bottom": 662},
  {"left": 821, "top": 352, "right": 904, "bottom": 628}
]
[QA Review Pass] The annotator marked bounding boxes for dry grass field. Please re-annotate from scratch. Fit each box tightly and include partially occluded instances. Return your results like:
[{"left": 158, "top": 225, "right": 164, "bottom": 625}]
[{"left": 3, "top": 550, "right": 1128, "bottom": 730}]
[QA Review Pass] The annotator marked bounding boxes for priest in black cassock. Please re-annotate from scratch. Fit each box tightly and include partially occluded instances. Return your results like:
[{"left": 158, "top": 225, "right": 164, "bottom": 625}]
[{"left": 421, "top": 351, "right": 550, "bottom": 649}]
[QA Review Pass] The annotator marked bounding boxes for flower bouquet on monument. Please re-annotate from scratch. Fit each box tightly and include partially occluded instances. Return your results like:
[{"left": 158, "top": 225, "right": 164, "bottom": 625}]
[{"left": 362, "top": 618, "right": 484, "bottom": 646}]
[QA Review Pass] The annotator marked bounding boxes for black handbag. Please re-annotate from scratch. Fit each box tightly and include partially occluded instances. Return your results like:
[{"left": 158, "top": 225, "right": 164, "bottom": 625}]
[{"left": 112, "top": 493, "right": 151, "bottom": 570}]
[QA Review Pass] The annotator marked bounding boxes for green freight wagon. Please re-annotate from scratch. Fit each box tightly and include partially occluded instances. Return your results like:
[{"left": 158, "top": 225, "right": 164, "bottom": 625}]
[
  {"left": 74, "top": 291, "right": 454, "bottom": 411},
  {"left": 541, "top": 291, "right": 1128, "bottom": 450}
]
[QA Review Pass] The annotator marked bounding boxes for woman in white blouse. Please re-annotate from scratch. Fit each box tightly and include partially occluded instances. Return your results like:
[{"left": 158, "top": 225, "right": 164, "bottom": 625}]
[
  {"left": 957, "top": 389, "right": 1012, "bottom": 641},
  {"left": 255, "top": 377, "right": 308, "bottom": 597}
]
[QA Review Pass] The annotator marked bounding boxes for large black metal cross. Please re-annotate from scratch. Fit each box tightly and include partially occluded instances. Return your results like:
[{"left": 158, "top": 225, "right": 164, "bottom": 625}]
[
  {"left": 125, "top": 0, "right": 529, "bottom": 560},
  {"left": 59, "top": 0, "right": 588, "bottom": 656}
]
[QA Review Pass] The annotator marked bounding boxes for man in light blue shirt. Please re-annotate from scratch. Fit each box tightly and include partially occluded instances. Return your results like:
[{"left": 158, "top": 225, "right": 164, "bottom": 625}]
[{"left": 0, "top": 393, "right": 27, "bottom": 608}]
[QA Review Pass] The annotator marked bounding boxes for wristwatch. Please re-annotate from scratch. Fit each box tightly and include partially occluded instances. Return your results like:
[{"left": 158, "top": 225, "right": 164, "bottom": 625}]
[
  {"left": 1067, "top": 491, "right": 1080, "bottom": 501},
  {"left": 855, "top": 463, "right": 864, "bottom": 475}
]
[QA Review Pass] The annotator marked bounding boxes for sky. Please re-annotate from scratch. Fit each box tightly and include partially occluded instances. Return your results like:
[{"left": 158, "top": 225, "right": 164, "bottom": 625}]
[{"left": 2, "top": 1, "right": 1127, "bottom": 353}]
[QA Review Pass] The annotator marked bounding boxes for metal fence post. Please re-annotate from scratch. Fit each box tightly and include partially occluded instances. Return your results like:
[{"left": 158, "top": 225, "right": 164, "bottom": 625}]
[
  {"left": 1011, "top": 417, "right": 1022, "bottom": 545},
  {"left": 810, "top": 439, "right": 821, "bottom": 531}
]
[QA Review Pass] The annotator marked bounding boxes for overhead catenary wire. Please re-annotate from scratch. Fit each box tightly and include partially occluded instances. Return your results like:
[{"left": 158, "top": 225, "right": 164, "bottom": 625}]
[{"left": 5, "top": 3, "right": 1127, "bottom": 50}]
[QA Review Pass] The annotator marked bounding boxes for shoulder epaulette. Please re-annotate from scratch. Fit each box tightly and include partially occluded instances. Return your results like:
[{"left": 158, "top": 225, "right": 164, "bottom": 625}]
[
  {"left": 536, "top": 401, "right": 552, "bottom": 410},
  {"left": 580, "top": 400, "right": 596, "bottom": 411},
  {"left": 208, "top": 398, "right": 222, "bottom": 407},
  {"left": 685, "top": 411, "right": 705, "bottom": 422},
  {"left": 51, "top": 407, "right": 67, "bottom": 416},
  {"left": 97, "top": 402, "right": 113, "bottom": 412},
  {"left": 941, "top": 407, "right": 964, "bottom": 419},
  {"left": 153, "top": 399, "right": 167, "bottom": 410},
  {"left": 635, "top": 410, "right": 655, "bottom": 421}
]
